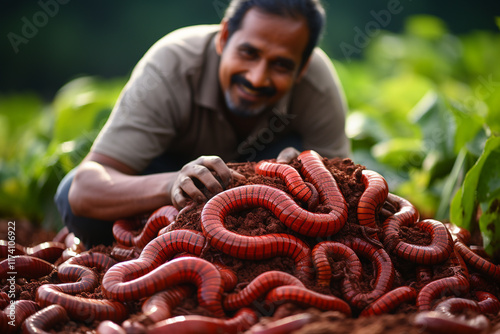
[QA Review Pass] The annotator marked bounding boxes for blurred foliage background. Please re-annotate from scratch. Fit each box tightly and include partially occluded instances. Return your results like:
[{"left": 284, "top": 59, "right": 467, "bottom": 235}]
[{"left": 1, "top": 1, "right": 499, "bottom": 258}]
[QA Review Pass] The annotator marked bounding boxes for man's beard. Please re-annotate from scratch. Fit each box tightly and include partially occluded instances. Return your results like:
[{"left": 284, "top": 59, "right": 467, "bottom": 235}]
[{"left": 224, "top": 74, "right": 276, "bottom": 118}]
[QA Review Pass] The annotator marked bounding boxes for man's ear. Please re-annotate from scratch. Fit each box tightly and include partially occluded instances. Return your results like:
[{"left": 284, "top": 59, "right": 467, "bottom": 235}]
[
  {"left": 216, "top": 19, "right": 229, "bottom": 55},
  {"left": 295, "top": 57, "right": 311, "bottom": 83}
]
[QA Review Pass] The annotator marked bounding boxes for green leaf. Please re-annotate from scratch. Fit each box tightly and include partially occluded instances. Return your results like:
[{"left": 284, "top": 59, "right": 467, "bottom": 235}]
[{"left": 451, "top": 136, "right": 500, "bottom": 255}]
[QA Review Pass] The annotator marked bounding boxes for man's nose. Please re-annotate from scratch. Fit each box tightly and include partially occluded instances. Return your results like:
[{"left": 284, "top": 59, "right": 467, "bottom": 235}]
[{"left": 246, "top": 61, "right": 270, "bottom": 88}]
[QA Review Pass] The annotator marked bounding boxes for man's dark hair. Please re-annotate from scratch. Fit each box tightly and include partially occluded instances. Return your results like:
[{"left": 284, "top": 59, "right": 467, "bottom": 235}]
[{"left": 223, "top": 0, "right": 326, "bottom": 69}]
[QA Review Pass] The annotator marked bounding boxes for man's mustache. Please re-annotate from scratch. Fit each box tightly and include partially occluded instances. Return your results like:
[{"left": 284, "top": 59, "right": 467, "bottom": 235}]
[{"left": 231, "top": 74, "right": 276, "bottom": 97}]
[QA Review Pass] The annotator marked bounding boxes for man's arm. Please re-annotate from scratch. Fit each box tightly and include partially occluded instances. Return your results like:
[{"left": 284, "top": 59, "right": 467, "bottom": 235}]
[{"left": 68, "top": 152, "right": 240, "bottom": 221}]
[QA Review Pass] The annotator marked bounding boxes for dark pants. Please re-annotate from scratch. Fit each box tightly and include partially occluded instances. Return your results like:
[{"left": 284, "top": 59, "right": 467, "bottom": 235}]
[{"left": 54, "top": 135, "right": 302, "bottom": 249}]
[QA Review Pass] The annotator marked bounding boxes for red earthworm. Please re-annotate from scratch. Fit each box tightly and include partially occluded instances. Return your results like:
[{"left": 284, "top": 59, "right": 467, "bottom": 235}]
[
  {"left": 110, "top": 244, "right": 141, "bottom": 262},
  {"left": 381, "top": 193, "right": 419, "bottom": 251},
  {"left": 360, "top": 286, "right": 417, "bottom": 316},
  {"left": 103, "top": 257, "right": 225, "bottom": 317},
  {"left": 0, "top": 292, "right": 9, "bottom": 309},
  {"left": 203, "top": 184, "right": 346, "bottom": 238},
  {"left": 476, "top": 291, "right": 500, "bottom": 314},
  {"left": 214, "top": 262, "right": 238, "bottom": 292},
  {"left": 36, "top": 252, "right": 127, "bottom": 322},
  {"left": 147, "top": 308, "right": 258, "bottom": 334},
  {"left": 444, "top": 223, "right": 471, "bottom": 244},
  {"left": 113, "top": 206, "right": 178, "bottom": 248},
  {"left": 311, "top": 241, "right": 362, "bottom": 287},
  {"left": 56, "top": 252, "right": 117, "bottom": 294},
  {"left": 265, "top": 285, "right": 352, "bottom": 316},
  {"left": 397, "top": 219, "right": 452, "bottom": 265},
  {"left": 2, "top": 300, "right": 40, "bottom": 334},
  {"left": 201, "top": 187, "right": 314, "bottom": 280},
  {"left": 36, "top": 284, "right": 128, "bottom": 322},
  {"left": 246, "top": 312, "right": 315, "bottom": 334},
  {"left": 223, "top": 271, "right": 305, "bottom": 311},
  {"left": 357, "top": 170, "right": 388, "bottom": 232},
  {"left": 434, "top": 297, "right": 480, "bottom": 316},
  {"left": 104, "top": 229, "right": 206, "bottom": 293},
  {"left": 413, "top": 310, "right": 490, "bottom": 334},
  {"left": 174, "top": 253, "right": 238, "bottom": 292},
  {"left": 417, "top": 250, "right": 469, "bottom": 311},
  {"left": 0, "top": 240, "right": 65, "bottom": 263},
  {"left": 142, "top": 285, "right": 193, "bottom": 323},
  {"left": 297, "top": 150, "right": 348, "bottom": 213},
  {"left": 454, "top": 240, "right": 500, "bottom": 281},
  {"left": 0, "top": 255, "right": 55, "bottom": 279},
  {"left": 339, "top": 237, "right": 395, "bottom": 309},
  {"left": 22, "top": 304, "right": 69, "bottom": 334},
  {"left": 255, "top": 161, "right": 312, "bottom": 201},
  {"left": 97, "top": 320, "right": 127, "bottom": 334}
]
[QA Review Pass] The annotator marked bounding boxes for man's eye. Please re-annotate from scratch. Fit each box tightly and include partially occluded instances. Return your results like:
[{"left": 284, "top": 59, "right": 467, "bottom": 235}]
[
  {"left": 273, "top": 60, "right": 294, "bottom": 72},
  {"left": 239, "top": 48, "right": 256, "bottom": 58}
]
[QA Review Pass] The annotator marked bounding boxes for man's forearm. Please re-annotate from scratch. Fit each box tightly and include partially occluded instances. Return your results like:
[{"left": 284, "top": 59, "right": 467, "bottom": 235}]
[{"left": 68, "top": 161, "right": 176, "bottom": 221}]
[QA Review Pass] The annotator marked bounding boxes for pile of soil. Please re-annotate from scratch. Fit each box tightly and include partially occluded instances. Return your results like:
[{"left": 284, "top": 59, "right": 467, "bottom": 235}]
[{"left": 1, "top": 156, "right": 499, "bottom": 334}]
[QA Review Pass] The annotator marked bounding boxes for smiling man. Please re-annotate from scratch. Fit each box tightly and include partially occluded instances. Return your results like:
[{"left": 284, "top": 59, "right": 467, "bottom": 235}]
[{"left": 55, "top": 0, "right": 350, "bottom": 248}]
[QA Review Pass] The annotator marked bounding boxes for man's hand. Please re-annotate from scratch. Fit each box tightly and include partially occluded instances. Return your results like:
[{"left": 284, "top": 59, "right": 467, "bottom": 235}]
[
  {"left": 170, "top": 156, "right": 244, "bottom": 209},
  {"left": 276, "top": 147, "right": 301, "bottom": 164}
]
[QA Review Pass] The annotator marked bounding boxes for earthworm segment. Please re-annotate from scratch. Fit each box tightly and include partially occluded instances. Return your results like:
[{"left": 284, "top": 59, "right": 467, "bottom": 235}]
[{"left": 11, "top": 150, "right": 500, "bottom": 332}]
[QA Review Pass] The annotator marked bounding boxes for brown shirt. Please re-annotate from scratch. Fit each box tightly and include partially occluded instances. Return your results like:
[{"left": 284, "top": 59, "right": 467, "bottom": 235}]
[{"left": 92, "top": 25, "right": 350, "bottom": 172}]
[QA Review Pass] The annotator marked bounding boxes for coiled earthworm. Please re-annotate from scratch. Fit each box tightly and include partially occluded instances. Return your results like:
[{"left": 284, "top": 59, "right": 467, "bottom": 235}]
[
  {"left": 141, "top": 285, "right": 193, "bottom": 323},
  {"left": 255, "top": 161, "right": 318, "bottom": 209},
  {"left": 103, "top": 256, "right": 225, "bottom": 317},
  {"left": 265, "top": 285, "right": 352, "bottom": 316},
  {"left": 0, "top": 240, "right": 65, "bottom": 263},
  {"left": 147, "top": 308, "right": 258, "bottom": 334},
  {"left": 416, "top": 250, "right": 469, "bottom": 311},
  {"left": 201, "top": 186, "right": 314, "bottom": 280},
  {"left": 475, "top": 291, "right": 500, "bottom": 314},
  {"left": 203, "top": 183, "right": 346, "bottom": 238},
  {"left": 246, "top": 312, "right": 315, "bottom": 334},
  {"left": 413, "top": 310, "right": 490, "bottom": 334},
  {"left": 357, "top": 170, "right": 388, "bottom": 232},
  {"left": 2, "top": 300, "right": 40, "bottom": 334},
  {"left": 113, "top": 205, "right": 178, "bottom": 248},
  {"left": 56, "top": 252, "right": 117, "bottom": 294},
  {"left": 339, "top": 237, "right": 395, "bottom": 309},
  {"left": 312, "top": 241, "right": 362, "bottom": 286},
  {"left": 381, "top": 193, "right": 419, "bottom": 251},
  {"left": 454, "top": 240, "right": 500, "bottom": 281},
  {"left": 0, "top": 255, "right": 55, "bottom": 279},
  {"left": 297, "top": 150, "right": 348, "bottom": 214},
  {"left": 22, "top": 304, "right": 69, "bottom": 334},
  {"left": 360, "top": 286, "right": 417, "bottom": 316},
  {"left": 395, "top": 219, "right": 452, "bottom": 265},
  {"left": 36, "top": 253, "right": 128, "bottom": 323},
  {"left": 223, "top": 271, "right": 305, "bottom": 311}
]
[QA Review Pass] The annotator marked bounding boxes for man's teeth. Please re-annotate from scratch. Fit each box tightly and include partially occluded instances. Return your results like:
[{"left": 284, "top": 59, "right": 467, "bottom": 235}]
[{"left": 241, "top": 84, "right": 259, "bottom": 96}]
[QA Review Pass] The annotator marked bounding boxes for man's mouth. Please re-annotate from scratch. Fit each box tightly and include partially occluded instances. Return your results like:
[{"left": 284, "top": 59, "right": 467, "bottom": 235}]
[{"left": 231, "top": 74, "right": 276, "bottom": 99}]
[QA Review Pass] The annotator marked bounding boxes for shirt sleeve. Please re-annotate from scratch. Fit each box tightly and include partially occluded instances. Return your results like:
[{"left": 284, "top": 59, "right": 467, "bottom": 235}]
[
  {"left": 289, "top": 48, "right": 351, "bottom": 159},
  {"left": 91, "top": 42, "right": 188, "bottom": 172}
]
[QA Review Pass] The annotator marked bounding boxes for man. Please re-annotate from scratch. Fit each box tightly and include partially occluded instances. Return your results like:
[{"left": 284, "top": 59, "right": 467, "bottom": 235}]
[{"left": 55, "top": 0, "right": 350, "bottom": 249}]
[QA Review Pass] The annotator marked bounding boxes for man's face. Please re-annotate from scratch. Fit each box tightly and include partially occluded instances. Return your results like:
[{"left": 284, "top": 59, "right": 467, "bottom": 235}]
[{"left": 216, "top": 8, "right": 310, "bottom": 117}]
